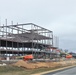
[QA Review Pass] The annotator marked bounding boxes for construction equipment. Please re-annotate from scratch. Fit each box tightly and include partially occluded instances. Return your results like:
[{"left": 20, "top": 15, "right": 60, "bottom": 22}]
[
  {"left": 16, "top": 56, "right": 24, "bottom": 59},
  {"left": 66, "top": 54, "right": 72, "bottom": 58},
  {"left": 16, "top": 54, "right": 34, "bottom": 61},
  {"left": 23, "top": 54, "right": 34, "bottom": 61}
]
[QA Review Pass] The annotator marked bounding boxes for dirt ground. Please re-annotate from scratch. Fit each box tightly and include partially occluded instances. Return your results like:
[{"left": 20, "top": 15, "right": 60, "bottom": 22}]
[{"left": 12, "top": 59, "right": 76, "bottom": 69}]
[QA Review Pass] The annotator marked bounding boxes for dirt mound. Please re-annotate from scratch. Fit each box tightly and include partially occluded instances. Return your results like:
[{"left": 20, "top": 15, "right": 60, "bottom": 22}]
[
  {"left": 35, "top": 62, "right": 48, "bottom": 68},
  {"left": 13, "top": 60, "right": 76, "bottom": 69},
  {"left": 13, "top": 60, "right": 36, "bottom": 69},
  {"left": 13, "top": 60, "right": 61, "bottom": 69},
  {"left": 13, "top": 60, "right": 48, "bottom": 69}
]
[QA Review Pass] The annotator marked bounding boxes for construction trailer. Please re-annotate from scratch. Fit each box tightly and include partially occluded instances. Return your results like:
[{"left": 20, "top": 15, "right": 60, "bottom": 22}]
[{"left": 0, "top": 23, "right": 59, "bottom": 60}]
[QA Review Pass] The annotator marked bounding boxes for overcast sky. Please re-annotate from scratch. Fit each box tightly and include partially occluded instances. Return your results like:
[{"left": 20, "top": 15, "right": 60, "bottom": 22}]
[{"left": 0, "top": 0, "right": 76, "bottom": 52}]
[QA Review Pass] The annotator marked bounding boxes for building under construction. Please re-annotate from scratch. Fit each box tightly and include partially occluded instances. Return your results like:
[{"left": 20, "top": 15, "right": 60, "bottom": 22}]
[{"left": 0, "top": 23, "right": 59, "bottom": 60}]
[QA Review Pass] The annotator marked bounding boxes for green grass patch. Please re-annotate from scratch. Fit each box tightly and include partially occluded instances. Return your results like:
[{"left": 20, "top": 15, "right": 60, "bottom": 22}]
[
  {"left": 0, "top": 65, "right": 61, "bottom": 75},
  {"left": 0, "top": 64, "right": 75, "bottom": 75}
]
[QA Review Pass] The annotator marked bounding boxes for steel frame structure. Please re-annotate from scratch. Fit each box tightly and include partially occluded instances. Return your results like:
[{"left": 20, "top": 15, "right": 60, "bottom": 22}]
[{"left": 0, "top": 23, "right": 58, "bottom": 59}]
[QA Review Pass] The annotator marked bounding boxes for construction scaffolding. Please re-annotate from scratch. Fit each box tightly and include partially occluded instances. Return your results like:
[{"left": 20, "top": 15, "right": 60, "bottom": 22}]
[{"left": 0, "top": 22, "right": 58, "bottom": 59}]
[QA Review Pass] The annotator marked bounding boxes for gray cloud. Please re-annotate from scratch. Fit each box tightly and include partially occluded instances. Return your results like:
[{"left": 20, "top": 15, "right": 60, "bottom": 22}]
[{"left": 0, "top": 0, "right": 76, "bottom": 52}]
